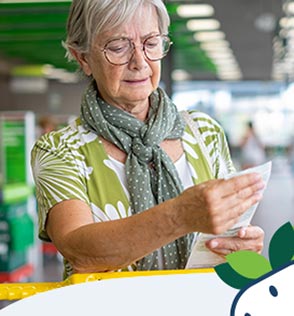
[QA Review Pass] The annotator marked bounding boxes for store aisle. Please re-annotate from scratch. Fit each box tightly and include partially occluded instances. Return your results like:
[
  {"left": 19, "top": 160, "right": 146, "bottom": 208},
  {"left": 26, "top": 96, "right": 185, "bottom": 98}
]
[
  {"left": 252, "top": 155, "right": 294, "bottom": 258},
  {"left": 41, "top": 253, "right": 63, "bottom": 282}
]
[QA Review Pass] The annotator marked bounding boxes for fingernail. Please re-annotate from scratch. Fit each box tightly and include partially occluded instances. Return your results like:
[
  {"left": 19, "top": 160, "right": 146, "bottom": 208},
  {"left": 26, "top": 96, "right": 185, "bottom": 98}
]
[
  {"left": 252, "top": 173, "right": 262, "bottom": 181},
  {"left": 257, "top": 180, "right": 265, "bottom": 189},
  {"left": 239, "top": 228, "right": 246, "bottom": 238},
  {"left": 255, "top": 192, "right": 263, "bottom": 200},
  {"left": 210, "top": 240, "right": 219, "bottom": 248}
]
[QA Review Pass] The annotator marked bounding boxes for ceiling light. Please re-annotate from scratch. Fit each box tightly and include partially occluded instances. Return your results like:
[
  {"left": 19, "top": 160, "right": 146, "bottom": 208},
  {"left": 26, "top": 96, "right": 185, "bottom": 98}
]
[
  {"left": 217, "top": 64, "right": 240, "bottom": 71},
  {"left": 285, "top": 29, "right": 294, "bottom": 37},
  {"left": 172, "top": 69, "right": 191, "bottom": 81},
  {"left": 218, "top": 73, "right": 242, "bottom": 81},
  {"left": 213, "top": 58, "right": 239, "bottom": 67},
  {"left": 254, "top": 13, "right": 276, "bottom": 32},
  {"left": 280, "top": 17, "right": 294, "bottom": 28},
  {"left": 187, "top": 19, "right": 220, "bottom": 31},
  {"left": 206, "top": 51, "right": 234, "bottom": 60},
  {"left": 283, "top": 2, "right": 294, "bottom": 14},
  {"left": 194, "top": 31, "right": 225, "bottom": 42},
  {"left": 217, "top": 64, "right": 240, "bottom": 72},
  {"left": 218, "top": 71, "right": 242, "bottom": 78},
  {"left": 200, "top": 40, "right": 230, "bottom": 51},
  {"left": 203, "top": 48, "right": 233, "bottom": 57},
  {"left": 177, "top": 4, "right": 214, "bottom": 18}
]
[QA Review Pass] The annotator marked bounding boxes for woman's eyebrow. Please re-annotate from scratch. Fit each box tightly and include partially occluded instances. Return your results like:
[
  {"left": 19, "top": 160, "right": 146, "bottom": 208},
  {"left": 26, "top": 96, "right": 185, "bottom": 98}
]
[{"left": 106, "top": 31, "right": 160, "bottom": 42}]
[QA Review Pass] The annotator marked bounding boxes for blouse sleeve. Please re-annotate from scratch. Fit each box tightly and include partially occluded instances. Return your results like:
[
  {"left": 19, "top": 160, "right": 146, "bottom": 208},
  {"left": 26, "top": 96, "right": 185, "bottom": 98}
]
[
  {"left": 31, "top": 130, "right": 90, "bottom": 241},
  {"left": 189, "top": 110, "right": 236, "bottom": 178}
]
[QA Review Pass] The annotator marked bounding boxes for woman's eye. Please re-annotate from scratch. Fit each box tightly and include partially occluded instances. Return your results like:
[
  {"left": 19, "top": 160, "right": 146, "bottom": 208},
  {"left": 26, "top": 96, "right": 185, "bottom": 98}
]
[
  {"left": 145, "top": 41, "right": 159, "bottom": 49},
  {"left": 108, "top": 46, "right": 126, "bottom": 53},
  {"left": 107, "top": 40, "right": 129, "bottom": 54},
  {"left": 109, "top": 47, "right": 122, "bottom": 53}
]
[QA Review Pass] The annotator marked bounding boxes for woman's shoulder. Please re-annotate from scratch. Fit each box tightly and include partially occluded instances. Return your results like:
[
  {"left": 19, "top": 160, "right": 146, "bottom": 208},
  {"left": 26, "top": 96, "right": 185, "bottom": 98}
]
[
  {"left": 182, "top": 110, "right": 223, "bottom": 132},
  {"left": 33, "top": 117, "right": 97, "bottom": 153},
  {"left": 33, "top": 118, "right": 78, "bottom": 151}
]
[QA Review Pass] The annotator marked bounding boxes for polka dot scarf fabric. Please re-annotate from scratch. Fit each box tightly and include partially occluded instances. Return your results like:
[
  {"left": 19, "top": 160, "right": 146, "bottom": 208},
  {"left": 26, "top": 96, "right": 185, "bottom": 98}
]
[{"left": 80, "top": 80, "right": 192, "bottom": 270}]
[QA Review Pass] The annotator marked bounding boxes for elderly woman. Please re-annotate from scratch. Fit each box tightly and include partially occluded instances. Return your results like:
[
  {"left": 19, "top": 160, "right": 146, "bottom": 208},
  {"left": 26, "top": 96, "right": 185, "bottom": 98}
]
[{"left": 31, "top": 0, "right": 264, "bottom": 278}]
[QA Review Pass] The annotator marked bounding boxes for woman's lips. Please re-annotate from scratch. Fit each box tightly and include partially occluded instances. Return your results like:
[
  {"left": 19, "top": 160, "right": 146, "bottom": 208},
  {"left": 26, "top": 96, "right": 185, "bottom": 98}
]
[{"left": 124, "top": 78, "right": 148, "bottom": 84}]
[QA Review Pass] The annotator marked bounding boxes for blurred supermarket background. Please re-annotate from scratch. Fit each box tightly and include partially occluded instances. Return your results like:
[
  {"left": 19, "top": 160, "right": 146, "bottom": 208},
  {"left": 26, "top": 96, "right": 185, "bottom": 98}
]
[{"left": 0, "top": 0, "right": 294, "bottom": 307}]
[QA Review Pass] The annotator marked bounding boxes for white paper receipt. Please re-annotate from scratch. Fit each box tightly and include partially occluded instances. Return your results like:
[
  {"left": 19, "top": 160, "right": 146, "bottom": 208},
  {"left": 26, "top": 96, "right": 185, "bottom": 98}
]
[{"left": 185, "top": 161, "right": 272, "bottom": 269}]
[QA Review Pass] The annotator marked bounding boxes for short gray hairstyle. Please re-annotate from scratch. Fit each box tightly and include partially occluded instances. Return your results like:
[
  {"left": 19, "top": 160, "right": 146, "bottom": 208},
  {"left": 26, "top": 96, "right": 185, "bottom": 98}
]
[{"left": 64, "top": 0, "right": 170, "bottom": 61}]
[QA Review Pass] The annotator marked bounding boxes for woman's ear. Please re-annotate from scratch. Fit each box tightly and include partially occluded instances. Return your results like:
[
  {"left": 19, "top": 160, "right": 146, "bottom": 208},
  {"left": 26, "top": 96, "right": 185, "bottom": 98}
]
[{"left": 69, "top": 48, "right": 92, "bottom": 76}]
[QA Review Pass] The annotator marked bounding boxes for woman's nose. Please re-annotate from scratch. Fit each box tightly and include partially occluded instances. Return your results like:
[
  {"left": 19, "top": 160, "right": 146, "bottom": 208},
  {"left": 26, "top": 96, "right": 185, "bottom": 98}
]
[{"left": 129, "top": 44, "right": 148, "bottom": 68}]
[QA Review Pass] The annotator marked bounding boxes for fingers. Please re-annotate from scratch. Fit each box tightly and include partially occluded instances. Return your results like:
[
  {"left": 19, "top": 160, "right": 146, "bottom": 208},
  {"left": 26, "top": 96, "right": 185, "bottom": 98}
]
[
  {"left": 179, "top": 173, "right": 265, "bottom": 236},
  {"left": 199, "top": 173, "right": 263, "bottom": 204},
  {"left": 206, "top": 225, "right": 265, "bottom": 255},
  {"left": 210, "top": 174, "right": 264, "bottom": 230},
  {"left": 224, "top": 190, "right": 263, "bottom": 221},
  {"left": 221, "top": 172, "right": 264, "bottom": 199},
  {"left": 237, "top": 225, "right": 265, "bottom": 240}
]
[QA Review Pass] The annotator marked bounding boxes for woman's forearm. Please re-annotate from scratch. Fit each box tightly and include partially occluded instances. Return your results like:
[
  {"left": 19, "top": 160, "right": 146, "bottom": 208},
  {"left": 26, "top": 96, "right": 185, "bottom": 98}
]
[
  {"left": 48, "top": 172, "right": 263, "bottom": 273},
  {"left": 48, "top": 198, "right": 186, "bottom": 273}
]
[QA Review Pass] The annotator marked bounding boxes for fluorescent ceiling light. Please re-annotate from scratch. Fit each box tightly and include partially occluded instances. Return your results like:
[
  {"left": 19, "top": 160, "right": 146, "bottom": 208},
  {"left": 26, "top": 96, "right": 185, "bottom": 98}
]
[
  {"left": 206, "top": 51, "right": 234, "bottom": 59},
  {"left": 172, "top": 69, "right": 191, "bottom": 81},
  {"left": 283, "top": 2, "right": 294, "bottom": 14},
  {"left": 187, "top": 19, "right": 220, "bottom": 31},
  {"left": 285, "top": 29, "right": 294, "bottom": 37},
  {"left": 213, "top": 58, "right": 239, "bottom": 67},
  {"left": 213, "top": 59, "right": 238, "bottom": 68},
  {"left": 219, "top": 72, "right": 242, "bottom": 77},
  {"left": 216, "top": 66, "right": 240, "bottom": 74},
  {"left": 203, "top": 47, "right": 233, "bottom": 56},
  {"left": 280, "top": 17, "right": 294, "bottom": 28},
  {"left": 217, "top": 66, "right": 241, "bottom": 74},
  {"left": 218, "top": 72, "right": 242, "bottom": 78},
  {"left": 200, "top": 40, "right": 230, "bottom": 51},
  {"left": 194, "top": 31, "right": 225, "bottom": 42},
  {"left": 177, "top": 4, "right": 214, "bottom": 18},
  {"left": 218, "top": 73, "right": 242, "bottom": 80}
]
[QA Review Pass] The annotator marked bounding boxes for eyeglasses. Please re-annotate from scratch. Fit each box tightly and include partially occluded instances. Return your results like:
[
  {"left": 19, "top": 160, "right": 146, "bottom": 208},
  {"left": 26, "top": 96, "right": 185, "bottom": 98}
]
[{"left": 101, "top": 34, "right": 172, "bottom": 66}]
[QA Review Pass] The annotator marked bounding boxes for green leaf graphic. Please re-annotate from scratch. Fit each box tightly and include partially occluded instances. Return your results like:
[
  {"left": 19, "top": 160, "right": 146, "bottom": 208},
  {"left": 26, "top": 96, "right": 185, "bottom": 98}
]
[
  {"left": 268, "top": 222, "right": 294, "bottom": 270},
  {"left": 214, "top": 262, "right": 255, "bottom": 289},
  {"left": 226, "top": 250, "right": 272, "bottom": 279}
]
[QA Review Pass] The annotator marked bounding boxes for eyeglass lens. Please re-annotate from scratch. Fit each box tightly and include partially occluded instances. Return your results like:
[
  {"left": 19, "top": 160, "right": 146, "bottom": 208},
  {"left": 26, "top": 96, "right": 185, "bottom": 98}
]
[{"left": 104, "top": 35, "right": 170, "bottom": 65}]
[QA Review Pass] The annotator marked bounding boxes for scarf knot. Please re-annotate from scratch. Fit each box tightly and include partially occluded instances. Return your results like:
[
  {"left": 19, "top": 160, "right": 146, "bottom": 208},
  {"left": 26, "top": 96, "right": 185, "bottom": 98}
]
[{"left": 132, "top": 137, "right": 153, "bottom": 163}]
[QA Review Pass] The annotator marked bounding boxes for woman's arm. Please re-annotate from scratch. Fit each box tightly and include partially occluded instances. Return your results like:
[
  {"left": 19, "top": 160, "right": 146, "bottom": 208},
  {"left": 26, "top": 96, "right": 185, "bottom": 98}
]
[{"left": 47, "top": 172, "right": 264, "bottom": 273}]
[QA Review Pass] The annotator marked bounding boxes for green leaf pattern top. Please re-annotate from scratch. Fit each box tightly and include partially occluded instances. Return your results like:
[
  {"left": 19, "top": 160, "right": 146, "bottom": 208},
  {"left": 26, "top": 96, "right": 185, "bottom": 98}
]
[{"left": 31, "top": 111, "right": 234, "bottom": 278}]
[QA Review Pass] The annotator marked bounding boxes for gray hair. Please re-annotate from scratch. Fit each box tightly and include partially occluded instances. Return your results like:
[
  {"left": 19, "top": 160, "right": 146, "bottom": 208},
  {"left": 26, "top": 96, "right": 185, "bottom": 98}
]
[{"left": 63, "top": 0, "right": 170, "bottom": 61}]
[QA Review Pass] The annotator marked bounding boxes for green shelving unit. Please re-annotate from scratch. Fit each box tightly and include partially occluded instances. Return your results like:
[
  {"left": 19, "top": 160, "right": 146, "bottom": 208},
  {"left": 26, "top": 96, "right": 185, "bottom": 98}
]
[{"left": 0, "top": 112, "right": 37, "bottom": 280}]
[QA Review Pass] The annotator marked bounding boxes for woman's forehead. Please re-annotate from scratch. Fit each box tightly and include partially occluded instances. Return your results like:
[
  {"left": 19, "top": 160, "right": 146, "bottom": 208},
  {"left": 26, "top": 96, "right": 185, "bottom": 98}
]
[
  {"left": 96, "top": 9, "right": 159, "bottom": 43},
  {"left": 102, "top": 6, "right": 158, "bottom": 33}
]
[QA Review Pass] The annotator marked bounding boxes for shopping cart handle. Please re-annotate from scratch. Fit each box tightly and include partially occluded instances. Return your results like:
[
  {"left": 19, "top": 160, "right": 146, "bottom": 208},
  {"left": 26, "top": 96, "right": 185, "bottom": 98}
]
[
  {"left": 0, "top": 268, "right": 213, "bottom": 300},
  {"left": 0, "top": 282, "right": 63, "bottom": 300},
  {"left": 0, "top": 273, "right": 103, "bottom": 300}
]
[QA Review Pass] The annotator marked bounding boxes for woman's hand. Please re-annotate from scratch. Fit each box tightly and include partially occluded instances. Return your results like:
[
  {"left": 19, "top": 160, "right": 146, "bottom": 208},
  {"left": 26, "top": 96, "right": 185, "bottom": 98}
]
[
  {"left": 205, "top": 225, "right": 265, "bottom": 255},
  {"left": 175, "top": 172, "right": 265, "bottom": 235}
]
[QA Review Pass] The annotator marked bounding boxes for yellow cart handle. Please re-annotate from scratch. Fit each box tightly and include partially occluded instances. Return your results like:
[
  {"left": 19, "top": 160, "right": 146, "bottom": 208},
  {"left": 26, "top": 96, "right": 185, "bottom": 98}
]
[{"left": 0, "top": 268, "right": 213, "bottom": 300}]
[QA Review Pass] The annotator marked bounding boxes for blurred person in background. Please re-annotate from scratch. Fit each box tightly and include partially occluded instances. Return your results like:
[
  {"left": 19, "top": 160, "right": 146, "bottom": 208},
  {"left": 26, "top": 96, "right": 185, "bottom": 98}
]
[
  {"left": 240, "top": 121, "right": 266, "bottom": 169},
  {"left": 31, "top": 0, "right": 265, "bottom": 278},
  {"left": 38, "top": 115, "right": 58, "bottom": 136}
]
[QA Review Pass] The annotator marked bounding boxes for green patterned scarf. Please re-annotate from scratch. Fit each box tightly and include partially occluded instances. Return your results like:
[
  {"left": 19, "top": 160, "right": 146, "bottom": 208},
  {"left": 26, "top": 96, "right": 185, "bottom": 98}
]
[{"left": 80, "top": 80, "right": 192, "bottom": 270}]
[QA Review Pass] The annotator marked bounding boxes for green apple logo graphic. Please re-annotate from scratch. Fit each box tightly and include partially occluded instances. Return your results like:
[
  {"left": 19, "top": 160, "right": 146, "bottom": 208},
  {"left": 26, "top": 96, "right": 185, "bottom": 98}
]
[{"left": 215, "top": 222, "right": 294, "bottom": 316}]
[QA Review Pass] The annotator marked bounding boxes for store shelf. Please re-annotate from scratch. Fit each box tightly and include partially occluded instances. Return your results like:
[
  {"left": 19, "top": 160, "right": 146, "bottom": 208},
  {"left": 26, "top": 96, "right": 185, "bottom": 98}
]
[
  {"left": 0, "top": 183, "right": 34, "bottom": 204},
  {"left": 0, "top": 264, "right": 34, "bottom": 283}
]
